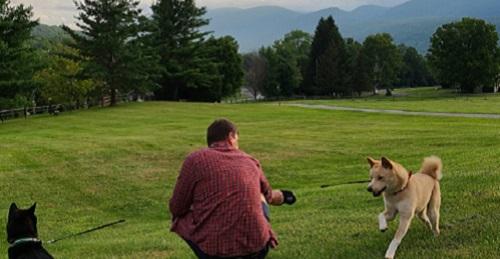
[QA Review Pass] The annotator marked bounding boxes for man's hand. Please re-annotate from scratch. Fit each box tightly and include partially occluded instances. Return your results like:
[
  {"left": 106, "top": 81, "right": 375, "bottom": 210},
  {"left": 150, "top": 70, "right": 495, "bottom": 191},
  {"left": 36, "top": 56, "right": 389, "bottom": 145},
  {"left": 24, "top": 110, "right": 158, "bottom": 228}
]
[
  {"left": 281, "top": 190, "right": 296, "bottom": 205},
  {"left": 269, "top": 190, "right": 297, "bottom": 205}
]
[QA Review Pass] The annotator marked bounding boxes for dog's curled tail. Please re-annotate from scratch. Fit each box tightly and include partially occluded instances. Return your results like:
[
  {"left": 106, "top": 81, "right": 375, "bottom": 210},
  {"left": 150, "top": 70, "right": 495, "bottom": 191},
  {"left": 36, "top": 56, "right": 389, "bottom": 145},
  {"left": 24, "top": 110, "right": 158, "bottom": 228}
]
[{"left": 420, "top": 156, "right": 442, "bottom": 181}]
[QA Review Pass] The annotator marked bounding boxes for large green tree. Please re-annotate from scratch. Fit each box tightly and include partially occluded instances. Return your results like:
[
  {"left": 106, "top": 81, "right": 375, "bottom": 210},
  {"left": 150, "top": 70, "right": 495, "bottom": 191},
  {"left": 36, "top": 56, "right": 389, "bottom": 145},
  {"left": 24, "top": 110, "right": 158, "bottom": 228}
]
[
  {"left": 304, "top": 16, "right": 345, "bottom": 96},
  {"left": 277, "top": 30, "right": 312, "bottom": 91},
  {"left": 397, "top": 45, "right": 434, "bottom": 87},
  {"left": 150, "top": 0, "right": 212, "bottom": 101},
  {"left": 186, "top": 36, "right": 243, "bottom": 102},
  {"left": 34, "top": 44, "right": 96, "bottom": 108},
  {"left": 259, "top": 46, "right": 282, "bottom": 98},
  {"left": 259, "top": 30, "right": 311, "bottom": 98},
  {"left": 363, "top": 33, "right": 402, "bottom": 94},
  {"left": 0, "top": 0, "right": 38, "bottom": 109},
  {"left": 351, "top": 47, "right": 372, "bottom": 96},
  {"left": 63, "top": 0, "right": 155, "bottom": 106},
  {"left": 211, "top": 36, "right": 244, "bottom": 101},
  {"left": 428, "top": 18, "right": 500, "bottom": 93},
  {"left": 344, "top": 38, "right": 371, "bottom": 96}
]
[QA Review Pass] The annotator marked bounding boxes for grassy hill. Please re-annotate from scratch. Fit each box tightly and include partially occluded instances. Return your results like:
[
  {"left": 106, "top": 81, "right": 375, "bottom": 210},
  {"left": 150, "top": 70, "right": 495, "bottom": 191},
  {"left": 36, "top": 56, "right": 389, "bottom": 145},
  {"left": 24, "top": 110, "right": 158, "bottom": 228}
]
[{"left": 1, "top": 101, "right": 499, "bottom": 258}]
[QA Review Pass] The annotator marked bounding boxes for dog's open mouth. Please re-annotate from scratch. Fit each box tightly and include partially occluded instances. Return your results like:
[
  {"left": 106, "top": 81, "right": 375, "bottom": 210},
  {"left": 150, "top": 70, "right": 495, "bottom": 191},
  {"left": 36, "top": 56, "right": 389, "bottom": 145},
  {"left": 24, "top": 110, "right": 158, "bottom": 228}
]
[{"left": 373, "top": 187, "right": 386, "bottom": 197}]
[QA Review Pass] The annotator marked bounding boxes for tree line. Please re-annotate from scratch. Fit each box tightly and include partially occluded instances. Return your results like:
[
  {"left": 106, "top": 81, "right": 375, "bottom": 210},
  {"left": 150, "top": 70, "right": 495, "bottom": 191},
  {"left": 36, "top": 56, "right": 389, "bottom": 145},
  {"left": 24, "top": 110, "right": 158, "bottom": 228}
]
[
  {"left": 1, "top": 0, "right": 500, "bottom": 111},
  {"left": 0, "top": 0, "right": 243, "bottom": 111},
  {"left": 244, "top": 16, "right": 500, "bottom": 99}
]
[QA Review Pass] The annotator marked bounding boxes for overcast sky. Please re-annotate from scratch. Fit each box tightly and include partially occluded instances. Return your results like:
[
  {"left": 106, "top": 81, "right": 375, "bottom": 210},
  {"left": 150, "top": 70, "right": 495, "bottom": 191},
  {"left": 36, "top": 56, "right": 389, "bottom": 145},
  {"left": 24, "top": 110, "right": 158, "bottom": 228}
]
[{"left": 12, "top": 0, "right": 409, "bottom": 26}]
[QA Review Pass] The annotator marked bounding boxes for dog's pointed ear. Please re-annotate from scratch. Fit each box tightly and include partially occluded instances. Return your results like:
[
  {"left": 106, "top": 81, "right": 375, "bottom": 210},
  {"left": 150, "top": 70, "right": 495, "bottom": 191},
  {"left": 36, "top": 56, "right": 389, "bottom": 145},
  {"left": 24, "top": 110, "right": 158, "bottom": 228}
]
[
  {"left": 381, "top": 157, "right": 393, "bottom": 169},
  {"left": 367, "top": 157, "right": 377, "bottom": 168},
  {"left": 28, "top": 203, "right": 37, "bottom": 215},
  {"left": 9, "top": 203, "right": 18, "bottom": 219}
]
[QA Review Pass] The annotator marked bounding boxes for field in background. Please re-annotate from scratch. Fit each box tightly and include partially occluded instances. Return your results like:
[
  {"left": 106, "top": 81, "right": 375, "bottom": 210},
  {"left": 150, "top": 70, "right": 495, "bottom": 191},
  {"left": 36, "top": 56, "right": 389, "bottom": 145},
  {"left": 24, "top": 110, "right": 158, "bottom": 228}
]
[
  {"left": 296, "top": 87, "right": 500, "bottom": 114},
  {"left": 1, "top": 101, "right": 499, "bottom": 258}
]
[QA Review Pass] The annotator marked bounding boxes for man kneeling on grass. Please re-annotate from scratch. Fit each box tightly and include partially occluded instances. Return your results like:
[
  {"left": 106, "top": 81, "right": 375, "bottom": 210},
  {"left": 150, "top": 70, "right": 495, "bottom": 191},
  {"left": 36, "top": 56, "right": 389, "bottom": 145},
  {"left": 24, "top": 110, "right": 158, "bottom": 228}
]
[{"left": 169, "top": 118, "right": 296, "bottom": 259}]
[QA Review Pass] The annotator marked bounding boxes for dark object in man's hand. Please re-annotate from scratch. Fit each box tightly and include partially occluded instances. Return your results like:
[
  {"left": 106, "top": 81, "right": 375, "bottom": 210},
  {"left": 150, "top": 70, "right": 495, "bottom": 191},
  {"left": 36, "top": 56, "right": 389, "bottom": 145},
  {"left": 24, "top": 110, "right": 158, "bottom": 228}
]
[{"left": 282, "top": 190, "right": 296, "bottom": 205}]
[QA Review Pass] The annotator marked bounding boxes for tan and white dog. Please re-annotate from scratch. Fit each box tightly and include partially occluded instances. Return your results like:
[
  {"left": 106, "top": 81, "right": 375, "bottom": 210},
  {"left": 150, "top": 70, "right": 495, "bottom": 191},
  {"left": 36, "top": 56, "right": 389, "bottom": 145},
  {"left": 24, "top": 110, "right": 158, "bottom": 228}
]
[{"left": 366, "top": 156, "right": 442, "bottom": 259}]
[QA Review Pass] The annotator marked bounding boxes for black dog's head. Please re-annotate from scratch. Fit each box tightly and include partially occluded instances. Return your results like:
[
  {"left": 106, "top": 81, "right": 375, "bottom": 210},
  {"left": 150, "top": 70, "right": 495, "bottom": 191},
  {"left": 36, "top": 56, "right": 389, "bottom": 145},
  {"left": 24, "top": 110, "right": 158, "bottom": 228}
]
[{"left": 6, "top": 203, "right": 38, "bottom": 244}]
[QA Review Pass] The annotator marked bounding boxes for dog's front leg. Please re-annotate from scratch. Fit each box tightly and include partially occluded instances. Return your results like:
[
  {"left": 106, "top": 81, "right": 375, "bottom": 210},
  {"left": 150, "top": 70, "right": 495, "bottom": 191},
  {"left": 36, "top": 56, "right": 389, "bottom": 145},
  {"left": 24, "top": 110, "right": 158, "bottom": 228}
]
[
  {"left": 379, "top": 209, "right": 396, "bottom": 232},
  {"left": 385, "top": 212, "right": 413, "bottom": 259},
  {"left": 378, "top": 213, "right": 387, "bottom": 231}
]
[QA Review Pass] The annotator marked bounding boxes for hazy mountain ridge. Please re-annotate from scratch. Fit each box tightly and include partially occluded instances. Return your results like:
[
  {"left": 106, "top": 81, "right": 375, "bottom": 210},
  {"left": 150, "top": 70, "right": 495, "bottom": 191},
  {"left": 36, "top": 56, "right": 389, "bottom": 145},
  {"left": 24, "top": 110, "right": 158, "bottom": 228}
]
[
  {"left": 31, "top": 24, "right": 69, "bottom": 41},
  {"left": 204, "top": 0, "right": 500, "bottom": 53},
  {"left": 31, "top": 0, "right": 500, "bottom": 53}
]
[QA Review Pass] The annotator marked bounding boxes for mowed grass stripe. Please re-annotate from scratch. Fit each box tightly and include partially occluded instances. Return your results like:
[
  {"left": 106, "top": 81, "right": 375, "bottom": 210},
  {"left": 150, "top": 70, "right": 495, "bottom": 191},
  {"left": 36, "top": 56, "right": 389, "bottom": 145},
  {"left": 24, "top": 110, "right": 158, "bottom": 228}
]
[{"left": 0, "top": 102, "right": 499, "bottom": 258}]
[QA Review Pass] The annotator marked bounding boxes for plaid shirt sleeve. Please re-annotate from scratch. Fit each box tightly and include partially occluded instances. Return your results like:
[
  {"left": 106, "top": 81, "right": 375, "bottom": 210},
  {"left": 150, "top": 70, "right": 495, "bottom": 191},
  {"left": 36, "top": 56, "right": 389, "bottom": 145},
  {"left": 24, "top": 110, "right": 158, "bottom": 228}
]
[
  {"left": 169, "top": 154, "right": 199, "bottom": 218},
  {"left": 256, "top": 160, "right": 273, "bottom": 203}
]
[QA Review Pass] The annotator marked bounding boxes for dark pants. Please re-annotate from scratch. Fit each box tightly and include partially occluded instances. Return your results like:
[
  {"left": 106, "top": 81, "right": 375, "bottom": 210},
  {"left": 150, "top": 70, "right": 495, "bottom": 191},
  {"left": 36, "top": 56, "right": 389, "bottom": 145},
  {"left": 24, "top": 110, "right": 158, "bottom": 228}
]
[
  {"left": 185, "top": 240, "right": 269, "bottom": 259},
  {"left": 186, "top": 202, "right": 271, "bottom": 259}
]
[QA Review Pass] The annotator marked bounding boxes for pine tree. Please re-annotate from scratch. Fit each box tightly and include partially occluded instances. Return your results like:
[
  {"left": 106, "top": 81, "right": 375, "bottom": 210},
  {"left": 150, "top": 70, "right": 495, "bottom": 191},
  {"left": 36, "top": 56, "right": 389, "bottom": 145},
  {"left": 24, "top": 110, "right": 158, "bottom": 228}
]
[
  {"left": 304, "top": 16, "right": 346, "bottom": 96},
  {"left": 150, "top": 0, "right": 212, "bottom": 100},
  {"left": 344, "top": 38, "right": 369, "bottom": 97},
  {"left": 204, "top": 36, "right": 243, "bottom": 102},
  {"left": 0, "top": 0, "right": 38, "bottom": 109},
  {"left": 259, "top": 46, "right": 281, "bottom": 98},
  {"left": 351, "top": 47, "right": 372, "bottom": 96},
  {"left": 63, "top": 0, "right": 154, "bottom": 106}
]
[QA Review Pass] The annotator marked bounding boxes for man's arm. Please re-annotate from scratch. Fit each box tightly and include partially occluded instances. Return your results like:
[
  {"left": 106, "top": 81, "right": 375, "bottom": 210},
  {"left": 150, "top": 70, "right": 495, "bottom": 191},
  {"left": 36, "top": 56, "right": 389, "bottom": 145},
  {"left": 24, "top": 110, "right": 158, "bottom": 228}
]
[
  {"left": 258, "top": 163, "right": 288, "bottom": 205},
  {"left": 169, "top": 156, "right": 198, "bottom": 218},
  {"left": 257, "top": 161, "right": 296, "bottom": 206}
]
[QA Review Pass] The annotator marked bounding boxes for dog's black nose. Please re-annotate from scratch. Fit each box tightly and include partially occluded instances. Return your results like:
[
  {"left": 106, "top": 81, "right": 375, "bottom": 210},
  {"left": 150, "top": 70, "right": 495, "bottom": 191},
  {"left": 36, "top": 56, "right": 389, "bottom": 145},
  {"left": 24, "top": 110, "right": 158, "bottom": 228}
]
[{"left": 367, "top": 187, "right": 373, "bottom": 192}]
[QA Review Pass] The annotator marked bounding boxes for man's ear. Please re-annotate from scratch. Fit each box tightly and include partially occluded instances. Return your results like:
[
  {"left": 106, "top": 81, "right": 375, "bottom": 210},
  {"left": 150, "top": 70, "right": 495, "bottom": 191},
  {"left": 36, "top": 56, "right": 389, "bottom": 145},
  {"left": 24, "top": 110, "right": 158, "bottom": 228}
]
[
  {"left": 381, "top": 157, "right": 393, "bottom": 169},
  {"left": 367, "top": 157, "right": 377, "bottom": 168},
  {"left": 28, "top": 203, "right": 37, "bottom": 215},
  {"left": 9, "top": 203, "right": 18, "bottom": 219}
]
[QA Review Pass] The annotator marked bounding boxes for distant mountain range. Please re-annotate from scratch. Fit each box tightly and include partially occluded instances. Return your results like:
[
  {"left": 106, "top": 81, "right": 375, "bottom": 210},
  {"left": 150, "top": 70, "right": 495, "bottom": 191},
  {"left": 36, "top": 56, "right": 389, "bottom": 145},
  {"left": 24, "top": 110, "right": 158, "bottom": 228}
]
[
  {"left": 204, "top": 0, "right": 500, "bottom": 53},
  {"left": 32, "top": 0, "right": 500, "bottom": 54}
]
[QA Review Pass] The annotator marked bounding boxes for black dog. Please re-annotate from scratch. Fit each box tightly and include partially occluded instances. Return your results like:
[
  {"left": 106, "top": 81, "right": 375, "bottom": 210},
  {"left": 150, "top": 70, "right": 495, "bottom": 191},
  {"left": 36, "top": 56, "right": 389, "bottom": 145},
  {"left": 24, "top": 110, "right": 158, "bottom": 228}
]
[{"left": 6, "top": 203, "right": 53, "bottom": 259}]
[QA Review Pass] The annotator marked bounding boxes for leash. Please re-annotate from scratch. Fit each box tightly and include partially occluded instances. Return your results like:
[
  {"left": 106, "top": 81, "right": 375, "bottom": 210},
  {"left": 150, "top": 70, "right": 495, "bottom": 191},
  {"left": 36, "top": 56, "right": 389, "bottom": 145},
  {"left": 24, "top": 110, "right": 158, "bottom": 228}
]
[
  {"left": 320, "top": 180, "right": 371, "bottom": 188},
  {"left": 47, "top": 219, "right": 126, "bottom": 244}
]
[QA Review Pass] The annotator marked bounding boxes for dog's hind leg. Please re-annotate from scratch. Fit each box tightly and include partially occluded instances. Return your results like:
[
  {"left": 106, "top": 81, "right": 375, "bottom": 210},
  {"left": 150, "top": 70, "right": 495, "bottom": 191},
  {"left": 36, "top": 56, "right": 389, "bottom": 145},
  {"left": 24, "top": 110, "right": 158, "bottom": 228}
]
[
  {"left": 428, "top": 183, "right": 441, "bottom": 236},
  {"left": 417, "top": 208, "right": 433, "bottom": 231},
  {"left": 385, "top": 212, "right": 414, "bottom": 259}
]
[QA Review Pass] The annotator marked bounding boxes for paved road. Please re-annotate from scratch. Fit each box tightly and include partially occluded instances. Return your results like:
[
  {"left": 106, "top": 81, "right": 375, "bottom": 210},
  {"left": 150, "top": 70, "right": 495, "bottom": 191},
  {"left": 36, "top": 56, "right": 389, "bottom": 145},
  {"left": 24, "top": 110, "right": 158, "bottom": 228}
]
[{"left": 287, "top": 104, "right": 500, "bottom": 119}]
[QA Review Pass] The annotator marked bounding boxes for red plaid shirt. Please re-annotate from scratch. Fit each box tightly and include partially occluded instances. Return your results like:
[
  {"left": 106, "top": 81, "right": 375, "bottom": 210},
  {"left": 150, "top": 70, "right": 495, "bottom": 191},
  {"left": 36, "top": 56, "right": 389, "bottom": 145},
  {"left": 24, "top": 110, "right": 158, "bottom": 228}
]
[{"left": 169, "top": 142, "right": 277, "bottom": 257}]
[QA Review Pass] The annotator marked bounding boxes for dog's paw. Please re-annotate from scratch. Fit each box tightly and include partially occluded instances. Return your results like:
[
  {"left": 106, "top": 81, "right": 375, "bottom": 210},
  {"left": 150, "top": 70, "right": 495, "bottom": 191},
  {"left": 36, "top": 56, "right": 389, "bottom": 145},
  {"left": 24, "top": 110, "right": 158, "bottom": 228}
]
[{"left": 380, "top": 227, "right": 388, "bottom": 233}]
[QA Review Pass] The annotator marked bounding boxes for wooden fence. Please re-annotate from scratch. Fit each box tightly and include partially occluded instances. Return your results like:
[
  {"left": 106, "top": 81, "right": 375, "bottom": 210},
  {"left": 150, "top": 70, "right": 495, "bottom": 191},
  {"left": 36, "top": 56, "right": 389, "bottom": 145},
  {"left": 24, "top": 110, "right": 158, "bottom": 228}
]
[{"left": 0, "top": 95, "right": 130, "bottom": 123}]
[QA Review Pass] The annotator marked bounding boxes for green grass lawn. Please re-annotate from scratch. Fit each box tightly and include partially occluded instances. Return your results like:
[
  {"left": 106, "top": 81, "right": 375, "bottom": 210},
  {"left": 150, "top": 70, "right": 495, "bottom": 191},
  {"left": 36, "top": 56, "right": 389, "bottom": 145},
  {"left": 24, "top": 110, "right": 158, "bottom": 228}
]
[
  {"left": 1, "top": 102, "right": 499, "bottom": 258},
  {"left": 296, "top": 87, "right": 500, "bottom": 114}
]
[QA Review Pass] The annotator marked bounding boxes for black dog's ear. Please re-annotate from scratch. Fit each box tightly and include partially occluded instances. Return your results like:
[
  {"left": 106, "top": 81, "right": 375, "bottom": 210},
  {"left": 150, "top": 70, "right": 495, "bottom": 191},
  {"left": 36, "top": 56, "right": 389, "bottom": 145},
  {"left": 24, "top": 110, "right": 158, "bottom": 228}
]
[
  {"left": 28, "top": 203, "right": 37, "bottom": 215},
  {"left": 9, "top": 203, "right": 18, "bottom": 219},
  {"left": 381, "top": 157, "right": 393, "bottom": 169}
]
